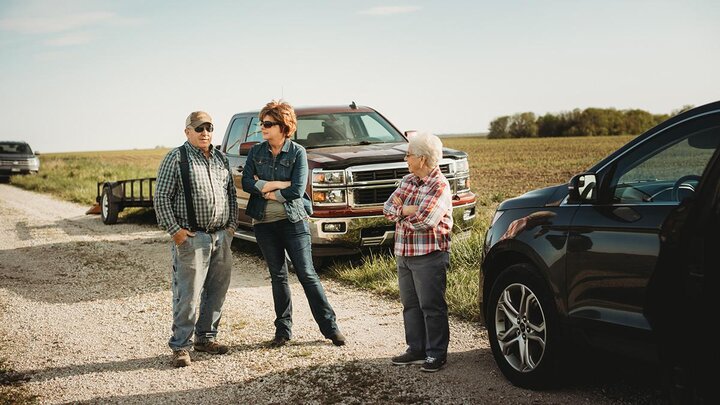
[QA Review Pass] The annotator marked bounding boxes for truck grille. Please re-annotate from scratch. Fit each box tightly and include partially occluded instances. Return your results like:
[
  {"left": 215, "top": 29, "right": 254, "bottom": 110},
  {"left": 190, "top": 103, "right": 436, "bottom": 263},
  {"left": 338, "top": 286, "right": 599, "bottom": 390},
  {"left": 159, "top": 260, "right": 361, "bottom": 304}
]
[
  {"left": 353, "top": 164, "right": 449, "bottom": 182},
  {"left": 0, "top": 160, "right": 32, "bottom": 167},
  {"left": 354, "top": 187, "right": 395, "bottom": 205}
]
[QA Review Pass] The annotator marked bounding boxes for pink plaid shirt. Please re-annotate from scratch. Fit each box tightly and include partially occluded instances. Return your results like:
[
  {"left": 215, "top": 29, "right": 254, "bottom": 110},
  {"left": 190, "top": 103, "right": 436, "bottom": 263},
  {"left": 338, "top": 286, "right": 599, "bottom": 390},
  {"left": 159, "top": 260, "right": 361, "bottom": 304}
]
[{"left": 383, "top": 166, "right": 453, "bottom": 256}]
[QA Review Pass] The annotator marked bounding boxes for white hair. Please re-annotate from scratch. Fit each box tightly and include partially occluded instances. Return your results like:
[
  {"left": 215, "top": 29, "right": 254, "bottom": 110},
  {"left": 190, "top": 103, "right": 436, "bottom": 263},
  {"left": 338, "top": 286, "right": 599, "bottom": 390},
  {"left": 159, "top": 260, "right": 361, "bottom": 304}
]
[{"left": 408, "top": 132, "right": 443, "bottom": 168}]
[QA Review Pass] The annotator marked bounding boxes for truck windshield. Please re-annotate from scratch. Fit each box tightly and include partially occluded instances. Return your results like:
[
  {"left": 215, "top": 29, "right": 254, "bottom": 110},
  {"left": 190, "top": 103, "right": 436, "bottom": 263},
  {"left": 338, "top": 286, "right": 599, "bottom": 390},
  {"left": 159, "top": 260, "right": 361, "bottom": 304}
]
[
  {"left": 0, "top": 142, "right": 32, "bottom": 155},
  {"left": 292, "top": 112, "right": 406, "bottom": 149}
]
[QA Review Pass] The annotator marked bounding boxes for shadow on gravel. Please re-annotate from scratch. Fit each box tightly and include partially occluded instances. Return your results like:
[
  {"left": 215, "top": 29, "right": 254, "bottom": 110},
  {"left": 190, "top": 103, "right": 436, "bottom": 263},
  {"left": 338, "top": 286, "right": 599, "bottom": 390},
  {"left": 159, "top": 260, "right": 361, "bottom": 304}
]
[
  {"left": 559, "top": 346, "right": 667, "bottom": 404},
  {"left": 25, "top": 342, "right": 270, "bottom": 383},
  {"left": 63, "top": 346, "right": 666, "bottom": 404}
]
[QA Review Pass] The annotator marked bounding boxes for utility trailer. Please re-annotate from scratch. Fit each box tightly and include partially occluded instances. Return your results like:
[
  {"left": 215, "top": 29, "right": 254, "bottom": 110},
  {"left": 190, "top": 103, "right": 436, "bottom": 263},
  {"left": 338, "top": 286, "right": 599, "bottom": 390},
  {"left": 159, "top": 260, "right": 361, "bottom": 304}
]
[{"left": 91, "top": 177, "right": 156, "bottom": 224}]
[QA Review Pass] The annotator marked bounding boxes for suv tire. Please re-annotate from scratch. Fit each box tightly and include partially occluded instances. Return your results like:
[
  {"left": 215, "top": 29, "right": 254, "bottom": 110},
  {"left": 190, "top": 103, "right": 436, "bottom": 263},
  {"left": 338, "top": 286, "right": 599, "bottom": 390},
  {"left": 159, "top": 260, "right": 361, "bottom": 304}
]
[{"left": 487, "top": 263, "right": 561, "bottom": 389}]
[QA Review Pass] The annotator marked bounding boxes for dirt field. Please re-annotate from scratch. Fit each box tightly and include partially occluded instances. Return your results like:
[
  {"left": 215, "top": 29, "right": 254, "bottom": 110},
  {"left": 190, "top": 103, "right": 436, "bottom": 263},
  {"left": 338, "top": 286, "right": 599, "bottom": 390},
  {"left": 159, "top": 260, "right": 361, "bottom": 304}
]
[{"left": 0, "top": 184, "right": 662, "bottom": 404}]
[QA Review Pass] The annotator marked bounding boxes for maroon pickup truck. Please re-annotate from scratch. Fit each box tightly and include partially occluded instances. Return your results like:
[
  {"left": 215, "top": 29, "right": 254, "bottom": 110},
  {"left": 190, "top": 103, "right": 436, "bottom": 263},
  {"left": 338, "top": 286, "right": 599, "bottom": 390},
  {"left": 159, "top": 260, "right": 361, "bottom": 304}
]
[{"left": 220, "top": 103, "right": 477, "bottom": 265}]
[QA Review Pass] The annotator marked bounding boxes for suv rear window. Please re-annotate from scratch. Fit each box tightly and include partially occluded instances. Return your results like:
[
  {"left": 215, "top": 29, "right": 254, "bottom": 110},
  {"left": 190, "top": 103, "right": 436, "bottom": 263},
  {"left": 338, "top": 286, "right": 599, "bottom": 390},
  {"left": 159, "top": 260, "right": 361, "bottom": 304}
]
[{"left": 0, "top": 142, "right": 32, "bottom": 154}]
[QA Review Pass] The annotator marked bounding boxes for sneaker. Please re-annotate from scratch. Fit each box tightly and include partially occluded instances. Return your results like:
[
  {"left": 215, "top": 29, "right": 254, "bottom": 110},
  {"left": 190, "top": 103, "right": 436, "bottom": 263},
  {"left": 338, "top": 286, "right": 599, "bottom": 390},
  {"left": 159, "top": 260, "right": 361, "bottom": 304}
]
[
  {"left": 269, "top": 336, "right": 289, "bottom": 348},
  {"left": 329, "top": 332, "right": 346, "bottom": 346},
  {"left": 391, "top": 351, "right": 426, "bottom": 365},
  {"left": 420, "top": 356, "right": 446, "bottom": 372},
  {"left": 193, "top": 341, "right": 229, "bottom": 355},
  {"left": 172, "top": 349, "right": 191, "bottom": 367}
]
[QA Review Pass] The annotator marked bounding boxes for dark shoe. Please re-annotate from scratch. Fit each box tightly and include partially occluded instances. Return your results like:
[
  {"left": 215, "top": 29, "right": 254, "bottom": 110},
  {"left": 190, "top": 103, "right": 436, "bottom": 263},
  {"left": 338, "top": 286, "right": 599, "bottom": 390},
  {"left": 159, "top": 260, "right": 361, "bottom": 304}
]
[
  {"left": 172, "top": 349, "right": 191, "bottom": 367},
  {"left": 391, "top": 351, "right": 426, "bottom": 365},
  {"left": 420, "top": 356, "right": 446, "bottom": 372},
  {"left": 329, "top": 332, "right": 346, "bottom": 346},
  {"left": 193, "top": 341, "right": 229, "bottom": 355},
  {"left": 269, "top": 336, "right": 289, "bottom": 348}
]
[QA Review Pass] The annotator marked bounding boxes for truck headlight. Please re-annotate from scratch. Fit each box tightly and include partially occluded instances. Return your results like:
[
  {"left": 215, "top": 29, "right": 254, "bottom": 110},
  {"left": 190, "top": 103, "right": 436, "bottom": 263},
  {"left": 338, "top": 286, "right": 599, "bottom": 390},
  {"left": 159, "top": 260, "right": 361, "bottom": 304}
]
[
  {"left": 455, "top": 158, "right": 469, "bottom": 173},
  {"left": 457, "top": 176, "right": 469, "bottom": 192},
  {"left": 313, "top": 189, "right": 346, "bottom": 204},
  {"left": 313, "top": 170, "right": 345, "bottom": 185}
]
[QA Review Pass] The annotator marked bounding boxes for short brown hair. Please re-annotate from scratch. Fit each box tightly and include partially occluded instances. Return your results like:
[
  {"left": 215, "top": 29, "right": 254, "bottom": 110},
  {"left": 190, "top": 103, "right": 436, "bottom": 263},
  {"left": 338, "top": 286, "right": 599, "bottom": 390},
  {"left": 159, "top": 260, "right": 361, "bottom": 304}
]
[{"left": 259, "top": 100, "right": 297, "bottom": 138}]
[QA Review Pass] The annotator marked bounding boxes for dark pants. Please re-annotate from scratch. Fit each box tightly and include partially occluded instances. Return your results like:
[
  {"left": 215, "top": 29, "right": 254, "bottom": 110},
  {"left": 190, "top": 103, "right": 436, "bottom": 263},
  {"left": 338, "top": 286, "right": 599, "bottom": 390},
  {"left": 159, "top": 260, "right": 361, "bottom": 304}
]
[
  {"left": 397, "top": 250, "right": 450, "bottom": 359},
  {"left": 254, "top": 219, "right": 338, "bottom": 339}
]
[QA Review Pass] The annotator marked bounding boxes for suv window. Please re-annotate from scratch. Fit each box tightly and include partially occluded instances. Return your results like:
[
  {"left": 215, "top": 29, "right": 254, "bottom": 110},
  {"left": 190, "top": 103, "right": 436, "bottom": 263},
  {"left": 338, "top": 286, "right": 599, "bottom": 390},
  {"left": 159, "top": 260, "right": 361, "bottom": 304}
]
[{"left": 612, "top": 114, "right": 720, "bottom": 203}]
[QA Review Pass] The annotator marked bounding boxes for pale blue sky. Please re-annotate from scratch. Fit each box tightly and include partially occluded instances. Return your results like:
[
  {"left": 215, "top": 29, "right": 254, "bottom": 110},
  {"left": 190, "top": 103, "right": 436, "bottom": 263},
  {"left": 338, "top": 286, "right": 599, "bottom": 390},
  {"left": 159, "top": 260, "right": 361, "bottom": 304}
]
[{"left": 1, "top": 0, "right": 718, "bottom": 153}]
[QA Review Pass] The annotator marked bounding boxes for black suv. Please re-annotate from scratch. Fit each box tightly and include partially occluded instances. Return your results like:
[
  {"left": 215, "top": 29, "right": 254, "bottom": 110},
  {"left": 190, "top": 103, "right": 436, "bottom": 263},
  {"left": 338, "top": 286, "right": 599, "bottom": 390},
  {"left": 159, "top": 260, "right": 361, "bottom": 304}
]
[
  {"left": 0, "top": 141, "right": 40, "bottom": 182},
  {"left": 479, "top": 100, "right": 719, "bottom": 392}
]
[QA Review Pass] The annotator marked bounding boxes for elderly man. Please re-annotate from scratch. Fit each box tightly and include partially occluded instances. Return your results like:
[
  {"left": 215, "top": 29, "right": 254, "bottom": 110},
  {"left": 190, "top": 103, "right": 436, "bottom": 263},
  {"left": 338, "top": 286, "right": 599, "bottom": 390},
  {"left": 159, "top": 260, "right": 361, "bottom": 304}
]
[
  {"left": 154, "top": 111, "right": 237, "bottom": 367},
  {"left": 383, "top": 132, "right": 453, "bottom": 372}
]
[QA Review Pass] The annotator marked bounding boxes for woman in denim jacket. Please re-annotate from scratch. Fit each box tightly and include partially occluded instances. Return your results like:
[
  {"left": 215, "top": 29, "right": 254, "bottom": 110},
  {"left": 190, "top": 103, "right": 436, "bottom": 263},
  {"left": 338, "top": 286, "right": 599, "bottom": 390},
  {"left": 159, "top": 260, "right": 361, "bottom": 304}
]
[{"left": 241, "top": 100, "right": 346, "bottom": 347}]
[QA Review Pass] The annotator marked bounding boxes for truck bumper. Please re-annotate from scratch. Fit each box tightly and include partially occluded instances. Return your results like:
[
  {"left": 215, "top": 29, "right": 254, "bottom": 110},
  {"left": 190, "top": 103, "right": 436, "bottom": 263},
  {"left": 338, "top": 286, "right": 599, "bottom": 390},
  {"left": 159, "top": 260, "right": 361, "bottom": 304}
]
[{"left": 307, "top": 201, "right": 477, "bottom": 257}]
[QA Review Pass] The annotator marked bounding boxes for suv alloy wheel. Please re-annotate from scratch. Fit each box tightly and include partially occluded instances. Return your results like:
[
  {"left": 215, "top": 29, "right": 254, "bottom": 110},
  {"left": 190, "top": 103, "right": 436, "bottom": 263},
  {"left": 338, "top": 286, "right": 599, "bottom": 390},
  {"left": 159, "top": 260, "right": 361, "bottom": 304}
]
[{"left": 487, "top": 263, "right": 561, "bottom": 389}]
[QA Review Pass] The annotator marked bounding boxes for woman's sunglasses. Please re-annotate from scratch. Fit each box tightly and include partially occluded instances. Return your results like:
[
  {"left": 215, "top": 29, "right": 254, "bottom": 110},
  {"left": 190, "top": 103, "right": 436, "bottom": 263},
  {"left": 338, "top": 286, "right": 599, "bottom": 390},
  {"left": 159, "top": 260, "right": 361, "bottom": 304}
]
[
  {"left": 260, "top": 121, "right": 281, "bottom": 129},
  {"left": 193, "top": 124, "right": 214, "bottom": 133}
]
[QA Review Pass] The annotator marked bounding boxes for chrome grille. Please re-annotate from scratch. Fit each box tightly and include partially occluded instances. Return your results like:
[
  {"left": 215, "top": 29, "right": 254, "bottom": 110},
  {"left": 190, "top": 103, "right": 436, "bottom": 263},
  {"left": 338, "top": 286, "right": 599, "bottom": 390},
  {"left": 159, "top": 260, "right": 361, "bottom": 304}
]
[
  {"left": 353, "top": 164, "right": 450, "bottom": 182},
  {"left": 0, "top": 160, "right": 31, "bottom": 166},
  {"left": 354, "top": 187, "right": 396, "bottom": 205}
]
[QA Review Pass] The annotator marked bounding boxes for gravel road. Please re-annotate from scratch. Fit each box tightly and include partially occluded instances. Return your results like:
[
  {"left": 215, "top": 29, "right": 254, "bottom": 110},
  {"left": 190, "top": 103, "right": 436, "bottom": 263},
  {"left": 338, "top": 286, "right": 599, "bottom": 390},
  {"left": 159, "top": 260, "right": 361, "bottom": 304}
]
[{"left": 0, "top": 184, "right": 664, "bottom": 404}]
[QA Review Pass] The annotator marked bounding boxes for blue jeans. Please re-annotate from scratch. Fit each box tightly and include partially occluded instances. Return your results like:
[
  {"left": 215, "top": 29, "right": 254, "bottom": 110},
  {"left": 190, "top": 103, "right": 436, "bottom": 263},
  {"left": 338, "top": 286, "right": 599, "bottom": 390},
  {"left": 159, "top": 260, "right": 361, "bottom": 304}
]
[
  {"left": 168, "top": 230, "right": 232, "bottom": 351},
  {"left": 397, "top": 250, "right": 450, "bottom": 359},
  {"left": 254, "top": 219, "right": 338, "bottom": 339}
]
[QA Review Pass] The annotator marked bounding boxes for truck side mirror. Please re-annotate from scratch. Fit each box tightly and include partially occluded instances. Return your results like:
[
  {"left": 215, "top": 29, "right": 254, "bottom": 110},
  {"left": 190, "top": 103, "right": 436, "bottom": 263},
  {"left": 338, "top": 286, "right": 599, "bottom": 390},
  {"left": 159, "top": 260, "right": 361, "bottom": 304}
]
[
  {"left": 239, "top": 141, "right": 258, "bottom": 156},
  {"left": 568, "top": 173, "right": 597, "bottom": 203},
  {"left": 404, "top": 130, "right": 418, "bottom": 139}
]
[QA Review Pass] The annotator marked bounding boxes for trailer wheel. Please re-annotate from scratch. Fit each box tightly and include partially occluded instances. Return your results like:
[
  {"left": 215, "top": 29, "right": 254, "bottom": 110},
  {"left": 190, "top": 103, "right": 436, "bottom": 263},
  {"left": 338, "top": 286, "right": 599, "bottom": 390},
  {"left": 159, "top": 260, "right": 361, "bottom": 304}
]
[{"left": 101, "top": 186, "right": 120, "bottom": 224}]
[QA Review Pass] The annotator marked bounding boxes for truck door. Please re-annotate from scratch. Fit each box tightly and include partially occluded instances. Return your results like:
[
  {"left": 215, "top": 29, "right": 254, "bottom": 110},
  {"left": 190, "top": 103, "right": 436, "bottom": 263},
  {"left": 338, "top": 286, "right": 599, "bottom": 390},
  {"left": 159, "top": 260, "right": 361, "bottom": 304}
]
[{"left": 221, "top": 114, "right": 252, "bottom": 226}]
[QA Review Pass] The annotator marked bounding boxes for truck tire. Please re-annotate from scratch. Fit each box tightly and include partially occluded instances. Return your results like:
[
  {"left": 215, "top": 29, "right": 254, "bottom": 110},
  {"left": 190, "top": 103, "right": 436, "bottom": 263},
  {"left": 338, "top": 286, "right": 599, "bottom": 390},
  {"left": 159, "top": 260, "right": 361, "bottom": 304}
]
[{"left": 101, "top": 186, "right": 120, "bottom": 225}]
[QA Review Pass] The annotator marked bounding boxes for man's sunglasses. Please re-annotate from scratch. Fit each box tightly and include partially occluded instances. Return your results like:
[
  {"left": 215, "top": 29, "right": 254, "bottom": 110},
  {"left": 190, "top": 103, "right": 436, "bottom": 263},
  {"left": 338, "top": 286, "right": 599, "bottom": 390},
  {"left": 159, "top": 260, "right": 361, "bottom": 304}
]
[
  {"left": 260, "top": 121, "right": 281, "bottom": 129},
  {"left": 193, "top": 124, "right": 214, "bottom": 133}
]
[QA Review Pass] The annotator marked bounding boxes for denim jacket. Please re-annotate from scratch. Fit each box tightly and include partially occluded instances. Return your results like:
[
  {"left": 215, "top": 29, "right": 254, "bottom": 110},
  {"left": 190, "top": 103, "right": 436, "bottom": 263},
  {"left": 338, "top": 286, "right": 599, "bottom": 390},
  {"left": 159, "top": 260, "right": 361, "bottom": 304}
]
[{"left": 241, "top": 139, "right": 313, "bottom": 223}]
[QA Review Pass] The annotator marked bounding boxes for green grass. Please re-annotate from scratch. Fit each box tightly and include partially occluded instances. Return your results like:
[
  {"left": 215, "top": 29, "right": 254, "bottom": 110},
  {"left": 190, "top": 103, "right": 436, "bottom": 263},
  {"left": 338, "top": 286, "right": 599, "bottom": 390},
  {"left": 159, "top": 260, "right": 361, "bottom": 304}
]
[
  {"left": 7, "top": 136, "right": 637, "bottom": 322},
  {"left": 9, "top": 148, "right": 168, "bottom": 205}
]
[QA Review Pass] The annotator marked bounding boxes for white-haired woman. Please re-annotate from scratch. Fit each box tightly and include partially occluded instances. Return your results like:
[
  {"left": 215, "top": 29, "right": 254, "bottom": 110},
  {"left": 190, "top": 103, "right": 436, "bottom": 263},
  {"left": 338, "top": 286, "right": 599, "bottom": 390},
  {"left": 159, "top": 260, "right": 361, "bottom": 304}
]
[{"left": 383, "top": 132, "right": 453, "bottom": 372}]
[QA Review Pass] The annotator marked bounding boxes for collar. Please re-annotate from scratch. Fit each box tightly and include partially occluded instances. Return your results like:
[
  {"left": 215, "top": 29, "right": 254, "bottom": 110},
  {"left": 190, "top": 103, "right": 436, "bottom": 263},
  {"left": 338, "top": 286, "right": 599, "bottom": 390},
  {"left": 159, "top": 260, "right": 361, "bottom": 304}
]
[
  {"left": 185, "top": 141, "right": 215, "bottom": 158},
  {"left": 262, "top": 138, "right": 291, "bottom": 154}
]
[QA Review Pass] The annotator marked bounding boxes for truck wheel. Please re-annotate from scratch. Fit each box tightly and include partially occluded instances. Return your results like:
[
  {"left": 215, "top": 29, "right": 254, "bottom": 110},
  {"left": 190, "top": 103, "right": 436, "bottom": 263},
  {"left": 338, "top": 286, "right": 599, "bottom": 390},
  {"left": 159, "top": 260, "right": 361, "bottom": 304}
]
[{"left": 101, "top": 186, "right": 120, "bottom": 224}]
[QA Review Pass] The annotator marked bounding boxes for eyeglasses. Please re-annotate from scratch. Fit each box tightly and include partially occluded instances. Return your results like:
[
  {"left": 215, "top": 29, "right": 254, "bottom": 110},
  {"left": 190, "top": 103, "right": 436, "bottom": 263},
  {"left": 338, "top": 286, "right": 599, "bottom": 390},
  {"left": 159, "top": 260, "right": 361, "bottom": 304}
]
[
  {"left": 260, "top": 121, "right": 281, "bottom": 129},
  {"left": 192, "top": 124, "right": 214, "bottom": 133},
  {"left": 405, "top": 152, "right": 421, "bottom": 159}
]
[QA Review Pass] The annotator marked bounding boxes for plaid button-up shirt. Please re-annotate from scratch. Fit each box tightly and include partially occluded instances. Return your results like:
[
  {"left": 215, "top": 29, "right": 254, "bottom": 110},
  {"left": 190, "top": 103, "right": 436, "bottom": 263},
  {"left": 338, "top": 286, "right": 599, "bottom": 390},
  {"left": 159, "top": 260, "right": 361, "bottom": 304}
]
[
  {"left": 154, "top": 142, "right": 237, "bottom": 236},
  {"left": 383, "top": 166, "right": 453, "bottom": 256}
]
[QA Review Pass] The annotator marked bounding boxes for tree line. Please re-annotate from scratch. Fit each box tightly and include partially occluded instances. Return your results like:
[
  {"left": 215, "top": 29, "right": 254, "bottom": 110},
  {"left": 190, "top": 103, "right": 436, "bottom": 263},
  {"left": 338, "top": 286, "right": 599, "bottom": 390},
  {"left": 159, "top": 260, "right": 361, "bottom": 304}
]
[{"left": 487, "top": 105, "right": 694, "bottom": 139}]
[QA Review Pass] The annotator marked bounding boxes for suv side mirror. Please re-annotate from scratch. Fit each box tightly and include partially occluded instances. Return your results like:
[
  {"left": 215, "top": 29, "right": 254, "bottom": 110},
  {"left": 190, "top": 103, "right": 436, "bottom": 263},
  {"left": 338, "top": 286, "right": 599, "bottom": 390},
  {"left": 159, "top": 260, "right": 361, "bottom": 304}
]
[
  {"left": 568, "top": 172, "right": 597, "bottom": 203},
  {"left": 404, "top": 130, "right": 418, "bottom": 139},
  {"left": 239, "top": 141, "right": 258, "bottom": 156}
]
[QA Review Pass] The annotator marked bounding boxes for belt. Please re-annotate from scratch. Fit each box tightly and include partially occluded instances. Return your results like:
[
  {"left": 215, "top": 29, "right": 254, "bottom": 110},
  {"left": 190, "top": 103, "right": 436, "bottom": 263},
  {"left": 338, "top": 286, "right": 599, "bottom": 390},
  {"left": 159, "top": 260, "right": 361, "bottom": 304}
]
[{"left": 189, "top": 227, "right": 224, "bottom": 233}]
